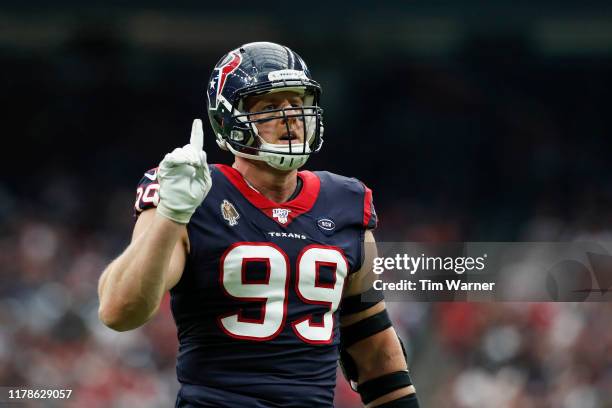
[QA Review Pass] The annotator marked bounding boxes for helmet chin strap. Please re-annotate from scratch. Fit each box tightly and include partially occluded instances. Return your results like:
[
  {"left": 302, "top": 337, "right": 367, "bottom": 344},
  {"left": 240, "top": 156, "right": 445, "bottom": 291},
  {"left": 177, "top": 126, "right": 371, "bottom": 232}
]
[
  {"left": 258, "top": 140, "right": 310, "bottom": 171},
  {"left": 225, "top": 141, "right": 310, "bottom": 171}
]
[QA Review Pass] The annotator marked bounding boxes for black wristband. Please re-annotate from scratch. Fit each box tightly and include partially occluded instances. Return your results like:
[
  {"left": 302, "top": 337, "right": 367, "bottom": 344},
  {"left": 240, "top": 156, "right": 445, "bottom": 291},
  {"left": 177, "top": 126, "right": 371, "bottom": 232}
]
[
  {"left": 358, "top": 370, "right": 412, "bottom": 404},
  {"left": 374, "top": 393, "right": 420, "bottom": 408}
]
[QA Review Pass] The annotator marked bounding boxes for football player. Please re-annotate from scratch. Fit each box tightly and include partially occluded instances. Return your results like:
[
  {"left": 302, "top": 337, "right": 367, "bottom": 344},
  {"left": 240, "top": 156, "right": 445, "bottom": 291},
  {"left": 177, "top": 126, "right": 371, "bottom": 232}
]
[{"left": 98, "top": 42, "right": 419, "bottom": 407}]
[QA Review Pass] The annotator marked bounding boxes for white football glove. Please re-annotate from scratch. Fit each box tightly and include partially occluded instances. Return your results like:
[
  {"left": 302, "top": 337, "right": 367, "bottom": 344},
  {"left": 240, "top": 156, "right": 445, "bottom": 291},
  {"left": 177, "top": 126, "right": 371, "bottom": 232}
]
[{"left": 156, "top": 119, "right": 212, "bottom": 224}]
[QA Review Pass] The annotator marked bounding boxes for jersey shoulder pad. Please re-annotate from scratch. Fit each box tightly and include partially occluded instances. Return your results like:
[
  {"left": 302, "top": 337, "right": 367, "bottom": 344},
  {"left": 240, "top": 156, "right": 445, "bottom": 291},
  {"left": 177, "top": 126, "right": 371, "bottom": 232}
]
[
  {"left": 313, "top": 171, "right": 378, "bottom": 230},
  {"left": 134, "top": 167, "right": 159, "bottom": 217}
]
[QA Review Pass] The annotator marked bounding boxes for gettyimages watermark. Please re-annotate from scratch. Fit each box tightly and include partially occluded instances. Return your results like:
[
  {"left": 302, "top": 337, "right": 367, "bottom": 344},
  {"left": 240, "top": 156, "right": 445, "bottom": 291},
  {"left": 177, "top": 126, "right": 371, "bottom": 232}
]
[{"left": 361, "top": 242, "right": 612, "bottom": 302}]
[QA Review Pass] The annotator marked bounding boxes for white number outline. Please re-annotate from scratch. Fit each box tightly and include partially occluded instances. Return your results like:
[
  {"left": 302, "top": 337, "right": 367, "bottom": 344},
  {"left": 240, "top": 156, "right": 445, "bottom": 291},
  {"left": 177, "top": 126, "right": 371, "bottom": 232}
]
[
  {"left": 217, "top": 242, "right": 290, "bottom": 341},
  {"left": 217, "top": 242, "right": 348, "bottom": 344},
  {"left": 291, "top": 244, "right": 349, "bottom": 344},
  {"left": 134, "top": 183, "right": 159, "bottom": 212}
]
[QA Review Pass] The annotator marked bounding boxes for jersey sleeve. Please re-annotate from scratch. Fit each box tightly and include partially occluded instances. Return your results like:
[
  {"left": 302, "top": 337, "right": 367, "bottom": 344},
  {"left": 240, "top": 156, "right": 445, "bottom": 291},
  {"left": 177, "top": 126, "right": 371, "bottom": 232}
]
[
  {"left": 361, "top": 182, "right": 378, "bottom": 230},
  {"left": 133, "top": 167, "right": 160, "bottom": 218},
  {"left": 313, "top": 171, "right": 379, "bottom": 231}
]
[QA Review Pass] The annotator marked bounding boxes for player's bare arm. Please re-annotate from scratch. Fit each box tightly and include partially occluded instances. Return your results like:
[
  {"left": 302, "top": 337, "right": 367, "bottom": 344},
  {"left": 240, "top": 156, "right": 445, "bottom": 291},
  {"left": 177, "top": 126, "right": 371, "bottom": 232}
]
[
  {"left": 340, "top": 230, "right": 419, "bottom": 407},
  {"left": 98, "top": 119, "right": 211, "bottom": 331},
  {"left": 98, "top": 210, "right": 187, "bottom": 331}
]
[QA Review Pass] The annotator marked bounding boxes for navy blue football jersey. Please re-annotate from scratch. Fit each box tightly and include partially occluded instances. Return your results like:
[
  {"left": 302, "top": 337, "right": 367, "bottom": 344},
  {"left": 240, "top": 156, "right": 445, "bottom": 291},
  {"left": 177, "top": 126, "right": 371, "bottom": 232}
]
[{"left": 134, "top": 164, "right": 377, "bottom": 408}]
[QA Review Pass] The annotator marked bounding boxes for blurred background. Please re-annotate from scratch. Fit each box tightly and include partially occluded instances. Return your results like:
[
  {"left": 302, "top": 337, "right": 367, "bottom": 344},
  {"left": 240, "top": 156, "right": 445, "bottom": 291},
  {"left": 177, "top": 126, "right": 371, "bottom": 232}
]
[{"left": 2, "top": 1, "right": 612, "bottom": 407}]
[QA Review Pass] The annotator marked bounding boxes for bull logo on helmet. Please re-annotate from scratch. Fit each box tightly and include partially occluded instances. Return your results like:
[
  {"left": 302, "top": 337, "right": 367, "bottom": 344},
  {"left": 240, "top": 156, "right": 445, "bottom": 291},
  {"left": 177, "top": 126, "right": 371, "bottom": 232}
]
[{"left": 209, "top": 51, "right": 242, "bottom": 109}]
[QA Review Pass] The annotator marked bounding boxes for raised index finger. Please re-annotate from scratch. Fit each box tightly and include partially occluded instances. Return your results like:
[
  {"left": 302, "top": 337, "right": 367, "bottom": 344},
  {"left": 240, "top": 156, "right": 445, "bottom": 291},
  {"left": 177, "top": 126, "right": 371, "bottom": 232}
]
[{"left": 190, "top": 119, "right": 204, "bottom": 150}]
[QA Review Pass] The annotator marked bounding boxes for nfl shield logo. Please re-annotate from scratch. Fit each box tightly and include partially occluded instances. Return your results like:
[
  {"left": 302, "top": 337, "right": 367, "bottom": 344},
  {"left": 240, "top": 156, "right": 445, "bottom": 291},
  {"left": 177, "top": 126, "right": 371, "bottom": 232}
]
[{"left": 272, "top": 208, "right": 291, "bottom": 224}]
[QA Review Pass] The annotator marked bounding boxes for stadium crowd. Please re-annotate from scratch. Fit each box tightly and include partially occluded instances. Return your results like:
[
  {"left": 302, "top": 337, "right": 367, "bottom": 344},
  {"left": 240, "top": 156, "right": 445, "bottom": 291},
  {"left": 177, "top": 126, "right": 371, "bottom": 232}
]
[
  {"left": 3, "top": 8, "right": 612, "bottom": 406},
  {"left": 2, "top": 181, "right": 611, "bottom": 407}
]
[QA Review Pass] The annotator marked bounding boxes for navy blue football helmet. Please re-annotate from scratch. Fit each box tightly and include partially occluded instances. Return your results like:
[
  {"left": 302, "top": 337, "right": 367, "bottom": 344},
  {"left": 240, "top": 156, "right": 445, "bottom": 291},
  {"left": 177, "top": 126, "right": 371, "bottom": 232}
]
[{"left": 207, "top": 42, "right": 324, "bottom": 171}]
